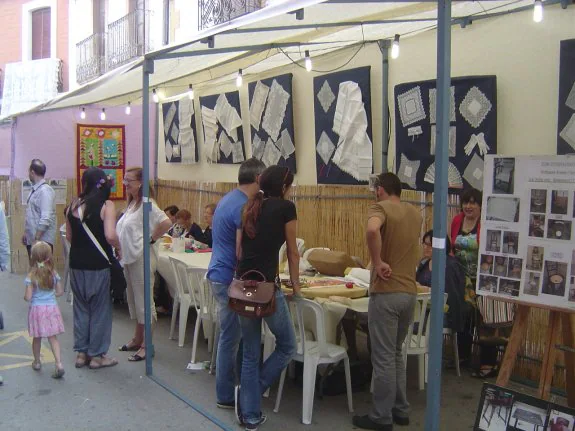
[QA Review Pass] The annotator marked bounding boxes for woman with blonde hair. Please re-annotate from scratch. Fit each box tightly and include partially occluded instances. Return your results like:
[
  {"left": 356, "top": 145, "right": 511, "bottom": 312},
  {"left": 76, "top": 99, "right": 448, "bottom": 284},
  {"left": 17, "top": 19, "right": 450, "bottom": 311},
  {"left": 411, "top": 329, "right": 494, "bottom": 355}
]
[{"left": 116, "top": 167, "right": 171, "bottom": 361}]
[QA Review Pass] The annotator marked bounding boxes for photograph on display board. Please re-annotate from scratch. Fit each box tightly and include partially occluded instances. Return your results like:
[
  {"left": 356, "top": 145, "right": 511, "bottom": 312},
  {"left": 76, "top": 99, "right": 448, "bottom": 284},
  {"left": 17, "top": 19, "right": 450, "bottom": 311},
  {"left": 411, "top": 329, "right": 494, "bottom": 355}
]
[
  {"left": 502, "top": 231, "right": 519, "bottom": 255},
  {"left": 550, "top": 190, "right": 569, "bottom": 215},
  {"left": 199, "top": 91, "right": 245, "bottom": 165},
  {"left": 248, "top": 74, "right": 296, "bottom": 172},
  {"left": 480, "top": 254, "right": 494, "bottom": 274},
  {"left": 498, "top": 278, "right": 520, "bottom": 297},
  {"left": 529, "top": 214, "right": 546, "bottom": 238},
  {"left": 530, "top": 189, "right": 547, "bottom": 213},
  {"left": 313, "top": 66, "right": 373, "bottom": 185},
  {"left": 493, "top": 256, "right": 508, "bottom": 277},
  {"left": 394, "top": 75, "right": 497, "bottom": 192},
  {"left": 570, "top": 277, "right": 575, "bottom": 302},
  {"left": 492, "top": 157, "right": 515, "bottom": 195},
  {"left": 542, "top": 260, "right": 568, "bottom": 297},
  {"left": 478, "top": 275, "right": 498, "bottom": 293},
  {"left": 557, "top": 39, "right": 575, "bottom": 155},
  {"left": 526, "top": 245, "right": 544, "bottom": 271},
  {"left": 523, "top": 272, "right": 541, "bottom": 296},
  {"left": 161, "top": 97, "right": 198, "bottom": 164},
  {"left": 547, "top": 407, "right": 575, "bottom": 431},
  {"left": 487, "top": 197, "right": 520, "bottom": 223},
  {"left": 547, "top": 219, "right": 572, "bottom": 241},
  {"left": 474, "top": 384, "right": 553, "bottom": 431},
  {"left": 486, "top": 230, "right": 502, "bottom": 253},
  {"left": 507, "top": 258, "right": 523, "bottom": 279}
]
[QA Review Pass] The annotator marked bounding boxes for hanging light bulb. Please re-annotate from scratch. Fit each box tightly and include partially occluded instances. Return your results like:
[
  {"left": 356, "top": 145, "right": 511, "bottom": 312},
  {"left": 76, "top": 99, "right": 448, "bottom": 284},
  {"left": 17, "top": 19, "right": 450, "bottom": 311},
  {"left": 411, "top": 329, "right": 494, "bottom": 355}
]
[
  {"left": 304, "top": 50, "right": 312, "bottom": 72},
  {"left": 391, "top": 34, "right": 400, "bottom": 59},
  {"left": 80, "top": 107, "right": 86, "bottom": 120},
  {"left": 187, "top": 84, "right": 194, "bottom": 100},
  {"left": 100, "top": 108, "right": 106, "bottom": 121},
  {"left": 125, "top": 102, "right": 131, "bottom": 115},
  {"left": 533, "top": 0, "right": 543, "bottom": 23},
  {"left": 152, "top": 89, "right": 159, "bottom": 103},
  {"left": 236, "top": 69, "right": 243, "bottom": 88}
]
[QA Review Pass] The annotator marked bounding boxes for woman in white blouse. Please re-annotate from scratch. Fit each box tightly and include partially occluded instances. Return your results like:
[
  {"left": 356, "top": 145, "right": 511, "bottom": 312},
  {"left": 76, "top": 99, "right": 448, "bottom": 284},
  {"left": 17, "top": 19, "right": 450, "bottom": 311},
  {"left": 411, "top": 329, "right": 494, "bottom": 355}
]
[{"left": 116, "top": 167, "right": 171, "bottom": 362}]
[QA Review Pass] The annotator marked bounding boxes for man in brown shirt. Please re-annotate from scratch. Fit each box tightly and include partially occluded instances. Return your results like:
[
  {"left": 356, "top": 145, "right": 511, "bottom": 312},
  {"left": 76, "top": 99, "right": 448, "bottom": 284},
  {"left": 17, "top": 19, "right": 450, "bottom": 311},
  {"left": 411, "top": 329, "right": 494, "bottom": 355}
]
[{"left": 353, "top": 173, "right": 422, "bottom": 431}]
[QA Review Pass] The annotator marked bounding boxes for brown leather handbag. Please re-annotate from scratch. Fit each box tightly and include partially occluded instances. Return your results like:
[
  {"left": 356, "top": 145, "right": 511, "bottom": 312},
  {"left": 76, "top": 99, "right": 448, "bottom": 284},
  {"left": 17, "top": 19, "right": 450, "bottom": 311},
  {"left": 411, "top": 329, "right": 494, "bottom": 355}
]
[{"left": 228, "top": 270, "right": 276, "bottom": 318}]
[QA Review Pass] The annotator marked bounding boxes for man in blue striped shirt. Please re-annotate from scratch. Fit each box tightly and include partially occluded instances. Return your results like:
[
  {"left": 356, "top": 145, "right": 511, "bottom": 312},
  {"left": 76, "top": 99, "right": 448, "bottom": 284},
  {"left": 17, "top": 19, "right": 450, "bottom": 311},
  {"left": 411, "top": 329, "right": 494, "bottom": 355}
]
[{"left": 22, "top": 159, "right": 56, "bottom": 257}]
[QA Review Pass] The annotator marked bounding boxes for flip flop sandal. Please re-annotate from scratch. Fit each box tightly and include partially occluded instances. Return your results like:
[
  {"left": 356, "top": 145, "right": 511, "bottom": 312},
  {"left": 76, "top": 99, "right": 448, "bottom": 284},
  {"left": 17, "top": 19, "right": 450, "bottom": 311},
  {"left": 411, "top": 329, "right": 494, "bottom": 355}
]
[
  {"left": 75, "top": 354, "right": 88, "bottom": 368},
  {"left": 118, "top": 343, "right": 140, "bottom": 352},
  {"left": 128, "top": 353, "right": 145, "bottom": 362},
  {"left": 89, "top": 356, "right": 119, "bottom": 369},
  {"left": 31, "top": 361, "right": 42, "bottom": 371},
  {"left": 52, "top": 368, "right": 65, "bottom": 379}
]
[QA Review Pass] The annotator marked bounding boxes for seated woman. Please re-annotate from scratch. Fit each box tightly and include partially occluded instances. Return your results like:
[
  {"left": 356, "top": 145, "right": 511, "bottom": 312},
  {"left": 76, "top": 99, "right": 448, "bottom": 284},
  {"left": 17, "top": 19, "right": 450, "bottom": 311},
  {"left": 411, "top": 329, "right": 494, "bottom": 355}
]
[
  {"left": 188, "top": 203, "right": 215, "bottom": 248},
  {"left": 416, "top": 230, "right": 466, "bottom": 333},
  {"left": 164, "top": 205, "right": 182, "bottom": 237},
  {"left": 172, "top": 209, "right": 194, "bottom": 238}
]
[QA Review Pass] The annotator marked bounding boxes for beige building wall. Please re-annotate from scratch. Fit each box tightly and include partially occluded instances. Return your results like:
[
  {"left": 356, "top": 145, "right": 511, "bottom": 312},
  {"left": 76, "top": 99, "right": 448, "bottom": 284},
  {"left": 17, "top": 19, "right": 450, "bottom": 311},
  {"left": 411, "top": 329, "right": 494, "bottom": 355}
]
[{"left": 157, "top": 5, "right": 575, "bottom": 185}]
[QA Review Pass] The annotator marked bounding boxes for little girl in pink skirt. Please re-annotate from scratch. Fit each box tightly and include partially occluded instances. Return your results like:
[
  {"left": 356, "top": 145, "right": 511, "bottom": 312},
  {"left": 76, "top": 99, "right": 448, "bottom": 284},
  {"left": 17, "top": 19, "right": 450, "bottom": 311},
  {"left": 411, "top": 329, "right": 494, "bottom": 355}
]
[{"left": 24, "top": 241, "right": 65, "bottom": 378}]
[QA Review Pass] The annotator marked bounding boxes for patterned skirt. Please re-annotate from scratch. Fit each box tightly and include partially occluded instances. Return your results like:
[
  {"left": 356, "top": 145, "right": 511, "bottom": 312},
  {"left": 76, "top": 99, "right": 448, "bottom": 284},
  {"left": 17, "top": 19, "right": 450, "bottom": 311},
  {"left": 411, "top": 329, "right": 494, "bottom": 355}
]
[{"left": 28, "top": 305, "right": 65, "bottom": 338}]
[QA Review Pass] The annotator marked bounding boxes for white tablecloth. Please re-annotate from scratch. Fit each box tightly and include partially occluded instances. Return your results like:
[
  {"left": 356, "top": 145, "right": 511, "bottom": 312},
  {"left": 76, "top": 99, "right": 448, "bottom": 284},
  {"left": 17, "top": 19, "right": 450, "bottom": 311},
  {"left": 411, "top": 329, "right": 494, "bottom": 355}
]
[{"left": 157, "top": 249, "right": 212, "bottom": 298}]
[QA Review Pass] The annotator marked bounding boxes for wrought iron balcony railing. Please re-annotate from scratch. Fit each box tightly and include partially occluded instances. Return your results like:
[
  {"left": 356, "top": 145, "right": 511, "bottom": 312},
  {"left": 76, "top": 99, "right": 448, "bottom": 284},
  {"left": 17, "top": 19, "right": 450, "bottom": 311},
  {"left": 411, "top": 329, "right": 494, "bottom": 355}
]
[
  {"left": 76, "top": 33, "right": 106, "bottom": 85},
  {"left": 107, "top": 9, "right": 152, "bottom": 71},
  {"left": 199, "top": 0, "right": 262, "bottom": 30}
]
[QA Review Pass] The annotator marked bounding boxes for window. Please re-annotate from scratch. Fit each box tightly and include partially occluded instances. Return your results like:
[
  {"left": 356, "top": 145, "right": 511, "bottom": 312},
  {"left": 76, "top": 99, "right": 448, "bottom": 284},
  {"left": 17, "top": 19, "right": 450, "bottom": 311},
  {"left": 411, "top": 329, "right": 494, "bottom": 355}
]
[{"left": 31, "top": 7, "right": 51, "bottom": 60}]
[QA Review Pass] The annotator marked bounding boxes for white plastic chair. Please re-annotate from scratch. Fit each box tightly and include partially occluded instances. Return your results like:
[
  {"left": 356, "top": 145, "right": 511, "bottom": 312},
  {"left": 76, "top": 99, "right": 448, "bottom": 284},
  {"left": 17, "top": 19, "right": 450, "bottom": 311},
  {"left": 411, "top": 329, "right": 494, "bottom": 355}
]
[
  {"left": 187, "top": 267, "right": 218, "bottom": 354},
  {"left": 168, "top": 257, "right": 200, "bottom": 349},
  {"left": 274, "top": 298, "right": 353, "bottom": 425}
]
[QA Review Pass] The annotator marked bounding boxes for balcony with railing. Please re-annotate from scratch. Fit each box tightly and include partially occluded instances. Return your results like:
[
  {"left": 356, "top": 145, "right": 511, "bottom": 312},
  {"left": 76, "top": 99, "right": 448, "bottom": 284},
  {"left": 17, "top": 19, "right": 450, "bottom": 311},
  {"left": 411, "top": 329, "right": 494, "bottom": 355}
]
[
  {"left": 199, "top": 0, "right": 262, "bottom": 30},
  {"left": 107, "top": 9, "right": 152, "bottom": 70},
  {"left": 76, "top": 33, "right": 105, "bottom": 85}
]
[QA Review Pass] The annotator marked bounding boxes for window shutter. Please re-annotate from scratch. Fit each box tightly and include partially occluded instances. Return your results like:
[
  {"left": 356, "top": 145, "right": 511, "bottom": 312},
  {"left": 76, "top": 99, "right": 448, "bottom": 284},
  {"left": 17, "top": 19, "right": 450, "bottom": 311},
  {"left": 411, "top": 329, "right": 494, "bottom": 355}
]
[{"left": 31, "top": 8, "right": 51, "bottom": 60}]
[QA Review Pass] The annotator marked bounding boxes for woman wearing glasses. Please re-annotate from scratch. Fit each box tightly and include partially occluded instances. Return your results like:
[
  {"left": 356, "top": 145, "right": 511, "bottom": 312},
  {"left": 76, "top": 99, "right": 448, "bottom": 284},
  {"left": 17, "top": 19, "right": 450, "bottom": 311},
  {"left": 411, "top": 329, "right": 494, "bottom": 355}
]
[{"left": 116, "top": 167, "right": 171, "bottom": 362}]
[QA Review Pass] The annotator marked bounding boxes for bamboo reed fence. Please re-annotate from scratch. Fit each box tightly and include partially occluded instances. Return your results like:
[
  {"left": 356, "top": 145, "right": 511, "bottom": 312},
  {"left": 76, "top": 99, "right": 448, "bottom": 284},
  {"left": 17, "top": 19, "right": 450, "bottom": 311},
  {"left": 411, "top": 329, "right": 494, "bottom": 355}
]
[{"left": 0, "top": 176, "right": 568, "bottom": 392}]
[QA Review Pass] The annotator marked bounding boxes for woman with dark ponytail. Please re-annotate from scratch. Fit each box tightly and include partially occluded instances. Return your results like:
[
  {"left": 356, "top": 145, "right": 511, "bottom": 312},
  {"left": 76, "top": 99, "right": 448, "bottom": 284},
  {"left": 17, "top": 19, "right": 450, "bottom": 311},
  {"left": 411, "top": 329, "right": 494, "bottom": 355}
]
[{"left": 235, "top": 166, "right": 300, "bottom": 431}]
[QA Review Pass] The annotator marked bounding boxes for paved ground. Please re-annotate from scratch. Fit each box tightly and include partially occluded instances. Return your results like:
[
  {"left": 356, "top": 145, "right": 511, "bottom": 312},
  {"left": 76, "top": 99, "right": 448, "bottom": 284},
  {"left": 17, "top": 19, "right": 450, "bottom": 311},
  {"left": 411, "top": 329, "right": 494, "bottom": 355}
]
[{"left": 0, "top": 270, "right": 506, "bottom": 430}]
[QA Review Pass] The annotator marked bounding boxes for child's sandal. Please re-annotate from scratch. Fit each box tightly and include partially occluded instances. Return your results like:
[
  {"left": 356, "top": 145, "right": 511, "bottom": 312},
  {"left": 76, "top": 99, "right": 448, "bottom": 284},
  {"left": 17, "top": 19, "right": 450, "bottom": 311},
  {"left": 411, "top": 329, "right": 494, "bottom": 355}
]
[
  {"left": 52, "top": 366, "right": 65, "bottom": 379},
  {"left": 31, "top": 360, "right": 41, "bottom": 371}
]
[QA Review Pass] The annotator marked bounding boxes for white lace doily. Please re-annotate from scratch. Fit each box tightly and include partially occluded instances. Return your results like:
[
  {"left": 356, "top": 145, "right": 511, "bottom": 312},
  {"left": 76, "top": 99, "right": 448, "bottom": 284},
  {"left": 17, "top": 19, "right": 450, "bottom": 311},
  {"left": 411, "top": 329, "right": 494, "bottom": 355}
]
[
  {"left": 219, "top": 131, "right": 233, "bottom": 158},
  {"left": 215, "top": 93, "right": 242, "bottom": 137},
  {"left": 165, "top": 141, "right": 173, "bottom": 162},
  {"left": 262, "top": 138, "right": 281, "bottom": 167},
  {"left": 430, "top": 125, "right": 456, "bottom": 157},
  {"left": 429, "top": 86, "right": 455, "bottom": 124},
  {"left": 566, "top": 81, "right": 575, "bottom": 111},
  {"left": 180, "top": 140, "right": 196, "bottom": 164},
  {"left": 560, "top": 113, "right": 575, "bottom": 151},
  {"left": 424, "top": 161, "right": 463, "bottom": 189},
  {"left": 317, "top": 80, "right": 336, "bottom": 113},
  {"left": 179, "top": 98, "right": 194, "bottom": 129},
  {"left": 163, "top": 102, "right": 177, "bottom": 136},
  {"left": 463, "top": 153, "right": 485, "bottom": 190},
  {"left": 252, "top": 133, "right": 265, "bottom": 160},
  {"left": 459, "top": 86, "right": 492, "bottom": 128},
  {"left": 201, "top": 106, "right": 218, "bottom": 163},
  {"left": 250, "top": 80, "right": 270, "bottom": 131},
  {"left": 397, "top": 86, "right": 426, "bottom": 127},
  {"left": 397, "top": 154, "right": 420, "bottom": 189},
  {"left": 170, "top": 122, "right": 179, "bottom": 143},
  {"left": 262, "top": 80, "right": 290, "bottom": 142},
  {"left": 316, "top": 131, "right": 335, "bottom": 165},
  {"left": 279, "top": 129, "right": 295, "bottom": 159},
  {"left": 232, "top": 141, "right": 245, "bottom": 163}
]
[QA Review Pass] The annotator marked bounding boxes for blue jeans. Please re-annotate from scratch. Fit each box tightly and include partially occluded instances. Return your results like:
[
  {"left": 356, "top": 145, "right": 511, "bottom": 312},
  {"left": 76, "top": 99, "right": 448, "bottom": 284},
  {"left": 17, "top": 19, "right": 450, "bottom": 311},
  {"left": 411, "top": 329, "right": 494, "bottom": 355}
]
[
  {"left": 239, "top": 290, "right": 296, "bottom": 425},
  {"left": 209, "top": 280, "right": 242, "bottom": 404}
]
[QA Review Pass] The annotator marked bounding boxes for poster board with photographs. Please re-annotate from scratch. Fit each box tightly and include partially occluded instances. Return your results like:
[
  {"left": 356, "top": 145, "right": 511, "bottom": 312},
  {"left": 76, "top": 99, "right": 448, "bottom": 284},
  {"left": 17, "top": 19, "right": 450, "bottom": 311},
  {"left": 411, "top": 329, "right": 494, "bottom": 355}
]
[
  {"left": 474, "top": 383, "right": 575, "bottom": 431},
  {"left": 477, "top": 155, "right": 575, "bottom": 312}
]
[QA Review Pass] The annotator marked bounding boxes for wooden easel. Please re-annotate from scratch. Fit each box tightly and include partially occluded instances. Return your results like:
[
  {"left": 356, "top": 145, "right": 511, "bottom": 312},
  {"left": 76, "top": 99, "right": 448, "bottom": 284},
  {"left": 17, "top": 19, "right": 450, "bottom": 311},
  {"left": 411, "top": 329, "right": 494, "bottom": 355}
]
[{"left": 496, "top": 304, "right": 575, "bottom": 407}]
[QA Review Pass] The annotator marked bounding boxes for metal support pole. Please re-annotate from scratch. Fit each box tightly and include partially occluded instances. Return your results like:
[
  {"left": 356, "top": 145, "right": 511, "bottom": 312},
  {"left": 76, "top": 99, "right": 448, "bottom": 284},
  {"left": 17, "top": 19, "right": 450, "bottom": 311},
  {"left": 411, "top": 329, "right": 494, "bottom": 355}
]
[
  {"left": 379, "top": 40, "right": 390, "bottom": 172},
  {"left": 142, "top": 58, "right": 154, "bottom": 377},
  {"left": 425, "top": 0, "right": 451, "bottom": 429}
]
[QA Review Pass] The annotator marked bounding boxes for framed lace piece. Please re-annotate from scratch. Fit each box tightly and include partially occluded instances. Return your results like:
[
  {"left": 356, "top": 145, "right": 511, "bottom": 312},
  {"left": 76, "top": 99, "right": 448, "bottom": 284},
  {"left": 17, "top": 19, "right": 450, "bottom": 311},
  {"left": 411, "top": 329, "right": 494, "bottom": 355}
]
[
  {"left": 397, "top": 86, "right": 426, "bottom": 127},
  {"left": 279, "top": 129, "right": 295, "bottom": 159},
  {"left": 397, "top": 154, "right": 420, "bottom": 189},
  {"left": 252, "top": 133, "right": 265, "bottom": 160},
  {"left": 317, "top": 80, "right": 336, "bottom": 113},
  {"left": 559, "top": 114, "right": 575, "bottom": 151},
  {"left": 463, "top": 153, "right": 485, "bottom": 190},
  {"left": 430, "top": 125, "right": 456, "bottom": 157},
  {"left": 262, "top": 138, "right": 282, "bottom": 167},
  {"left": 249, "top": 81, "right": 269, "bottom": 131},
  {"left": 232, "top": 141, "right": 245, "bottom": 163},
  {"left": 429, "top": 86, "right": 456, "bottom": 124},
  {"left": 566, "top": 81, "right": 575, "bottom": 111},
  {"left": 459, "top": 86, "right": 492, "bottom": 128},
  {"left": 316, "top": 131, "right": 335, "bottom": 165},
  {"left": 219, "top": 132, "right": 233, "bottom": 158},
  {"left": 215, "top": 93, "right": 242, "bottom": 137},
  {"left": 262, "top": 80, "right": 290, "bottom": 142}
]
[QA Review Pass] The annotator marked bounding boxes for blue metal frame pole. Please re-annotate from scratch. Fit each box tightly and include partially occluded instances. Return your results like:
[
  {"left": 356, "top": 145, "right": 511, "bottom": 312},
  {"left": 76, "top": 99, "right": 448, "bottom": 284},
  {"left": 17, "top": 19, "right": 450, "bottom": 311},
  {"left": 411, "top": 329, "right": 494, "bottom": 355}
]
[
  {"left": 425, "top": 0, "right": 451, "bottom": 429},
  {"left": 142, "top": 58, "right": 154, "bottom": 377},
  {"left": 379, "top": 40, "right": 389, "bottom": 173}
]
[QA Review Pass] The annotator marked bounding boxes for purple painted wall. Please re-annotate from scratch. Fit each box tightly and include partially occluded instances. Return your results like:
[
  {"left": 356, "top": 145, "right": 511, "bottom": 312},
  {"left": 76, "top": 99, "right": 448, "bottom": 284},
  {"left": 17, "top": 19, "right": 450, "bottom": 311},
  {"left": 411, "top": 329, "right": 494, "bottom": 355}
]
[
  {"left": 13, "top": 104, "right": 157, "bottom": 178},
  {"left": 0, "top": 123, "right": 11, "bottom": 176}
]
